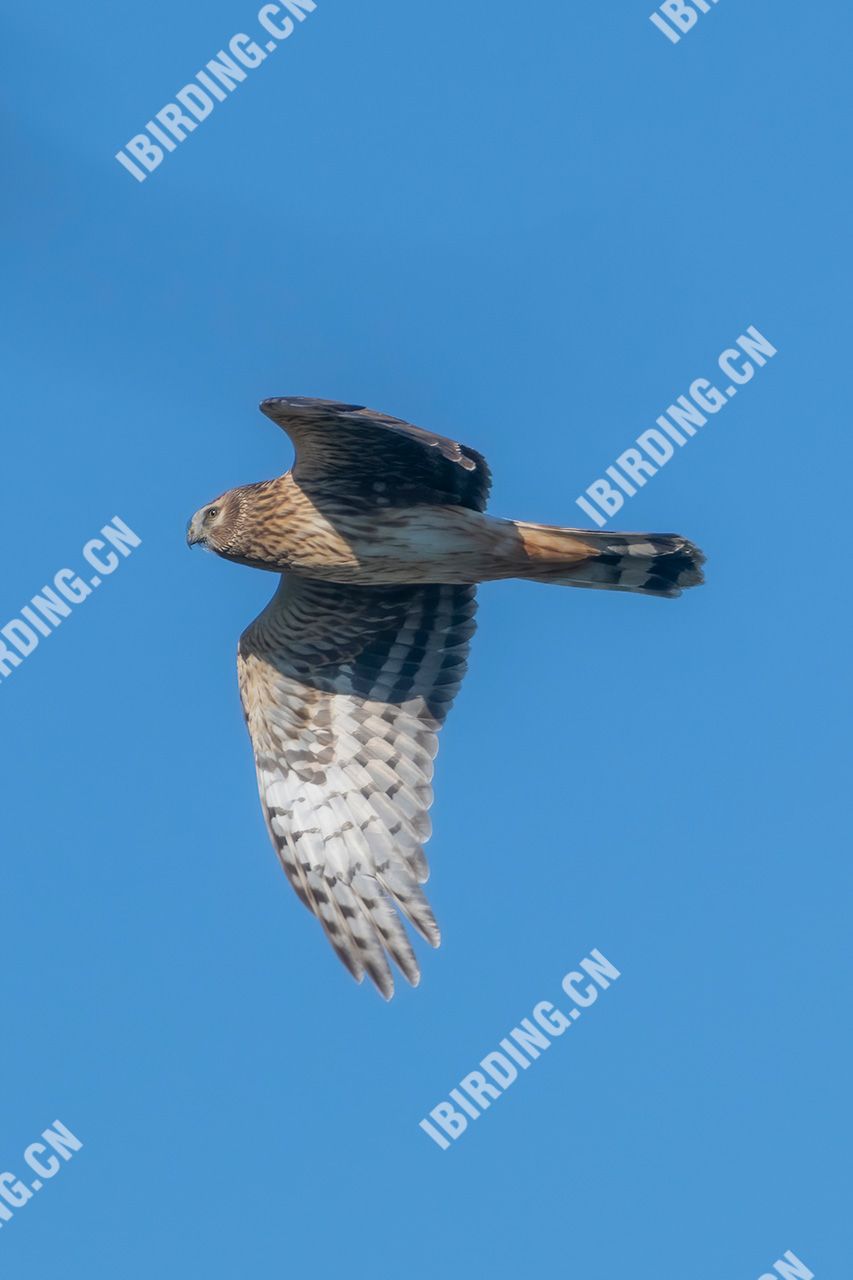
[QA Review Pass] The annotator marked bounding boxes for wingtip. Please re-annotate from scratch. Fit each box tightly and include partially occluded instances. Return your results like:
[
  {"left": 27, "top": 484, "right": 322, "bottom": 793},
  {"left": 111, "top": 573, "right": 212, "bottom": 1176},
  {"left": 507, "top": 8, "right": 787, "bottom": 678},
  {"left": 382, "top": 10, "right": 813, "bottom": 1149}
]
[
  {"left": 259, "top": 397, "right": 292, "bottom": 419},
  {"left": 259, "top": 396, "right": 305, "bottom": 421},
  {"left": 375, "top": 976, "right": 395, "bottom": 1002},
  {"left": 259, "top": 396, "right": 367, "bottom": 419}
]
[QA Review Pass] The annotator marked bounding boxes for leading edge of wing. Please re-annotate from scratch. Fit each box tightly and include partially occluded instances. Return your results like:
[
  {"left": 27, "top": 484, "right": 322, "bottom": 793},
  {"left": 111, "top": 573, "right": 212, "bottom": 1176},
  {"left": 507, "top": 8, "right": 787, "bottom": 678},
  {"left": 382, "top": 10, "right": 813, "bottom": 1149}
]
[{"left": 257, "top": 396, "right": 492, "bottom": 512}]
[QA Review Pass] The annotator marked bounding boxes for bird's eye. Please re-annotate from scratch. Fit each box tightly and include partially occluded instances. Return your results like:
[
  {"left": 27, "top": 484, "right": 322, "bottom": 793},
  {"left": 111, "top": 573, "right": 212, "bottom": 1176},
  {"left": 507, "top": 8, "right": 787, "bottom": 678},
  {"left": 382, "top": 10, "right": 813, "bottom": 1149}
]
[{"left": 206, "top": 507, "right": 219, "bottom": 522}]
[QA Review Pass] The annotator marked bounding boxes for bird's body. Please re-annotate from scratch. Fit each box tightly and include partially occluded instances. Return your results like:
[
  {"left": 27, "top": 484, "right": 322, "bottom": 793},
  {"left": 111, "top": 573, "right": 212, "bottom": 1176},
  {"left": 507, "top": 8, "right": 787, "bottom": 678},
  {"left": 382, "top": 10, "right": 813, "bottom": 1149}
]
[
  {"left": 205, "top": 473, "right": 501, "bottom": 583},
  {"left": 191, "top": 467, "right": 690, "bottom": 590},
  {"left": 188, "top": 397, "right": 705, "bottom": 998}
]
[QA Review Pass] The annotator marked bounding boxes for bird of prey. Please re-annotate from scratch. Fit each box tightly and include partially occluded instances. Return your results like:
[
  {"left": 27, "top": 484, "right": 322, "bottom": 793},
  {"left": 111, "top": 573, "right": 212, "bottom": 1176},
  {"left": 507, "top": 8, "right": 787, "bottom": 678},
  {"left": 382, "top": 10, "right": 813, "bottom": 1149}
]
[{"left": 187, "top": 397, "right": 704, "bottom": 998}]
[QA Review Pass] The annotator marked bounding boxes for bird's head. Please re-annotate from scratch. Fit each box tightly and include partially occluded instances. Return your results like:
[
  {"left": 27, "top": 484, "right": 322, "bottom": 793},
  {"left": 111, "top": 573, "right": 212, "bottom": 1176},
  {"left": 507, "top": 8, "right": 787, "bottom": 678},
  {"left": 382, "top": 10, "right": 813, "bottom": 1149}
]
[{"left": 186, "top": 488, "right": 247, "bottom": 557}]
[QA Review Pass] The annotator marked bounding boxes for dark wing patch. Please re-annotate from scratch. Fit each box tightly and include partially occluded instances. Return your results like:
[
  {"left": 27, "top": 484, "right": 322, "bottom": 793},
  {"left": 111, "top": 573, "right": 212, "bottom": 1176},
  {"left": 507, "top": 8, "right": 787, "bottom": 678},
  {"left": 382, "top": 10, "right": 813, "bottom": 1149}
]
[{"left": 259, "top": 396, "right": 492, "bottom": 511}]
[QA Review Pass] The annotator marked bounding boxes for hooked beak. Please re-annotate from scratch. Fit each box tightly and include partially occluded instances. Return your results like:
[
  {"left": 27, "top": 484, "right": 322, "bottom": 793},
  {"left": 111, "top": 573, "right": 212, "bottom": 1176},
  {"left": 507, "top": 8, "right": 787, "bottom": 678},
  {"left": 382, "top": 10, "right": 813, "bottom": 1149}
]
[{"left": 186, "top": 514, "right": 205, "bottom": 548}]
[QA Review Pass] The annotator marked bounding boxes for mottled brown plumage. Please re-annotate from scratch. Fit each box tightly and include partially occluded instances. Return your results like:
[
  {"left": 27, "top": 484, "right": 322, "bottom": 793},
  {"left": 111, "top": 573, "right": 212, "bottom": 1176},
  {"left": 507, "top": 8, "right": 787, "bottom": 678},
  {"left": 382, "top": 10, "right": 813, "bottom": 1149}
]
[{"left": 187, "top": 397, "right": 705, "bottom": 998}]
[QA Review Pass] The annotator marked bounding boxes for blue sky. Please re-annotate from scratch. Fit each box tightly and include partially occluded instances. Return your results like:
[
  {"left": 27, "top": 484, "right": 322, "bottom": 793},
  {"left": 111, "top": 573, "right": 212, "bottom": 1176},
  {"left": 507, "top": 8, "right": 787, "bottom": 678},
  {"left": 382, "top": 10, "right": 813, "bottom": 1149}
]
[{"left": 3, "top": 1, "right": 849, "bottom": 1275}]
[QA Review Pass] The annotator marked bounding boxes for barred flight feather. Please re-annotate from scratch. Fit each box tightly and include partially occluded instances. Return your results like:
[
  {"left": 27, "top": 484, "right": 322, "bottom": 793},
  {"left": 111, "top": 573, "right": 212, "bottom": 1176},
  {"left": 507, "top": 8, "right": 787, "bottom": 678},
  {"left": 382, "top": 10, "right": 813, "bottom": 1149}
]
[{"left": 238, "top": 576, "right": 477, "bottom": 998}]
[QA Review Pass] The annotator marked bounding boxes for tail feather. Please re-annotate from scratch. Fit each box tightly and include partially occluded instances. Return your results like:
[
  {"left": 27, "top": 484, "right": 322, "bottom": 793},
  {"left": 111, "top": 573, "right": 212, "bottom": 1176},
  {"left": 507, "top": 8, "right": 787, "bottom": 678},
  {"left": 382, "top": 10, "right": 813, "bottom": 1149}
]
[{"left": 513, "top": 524, "right": 705, "bottom": 598}]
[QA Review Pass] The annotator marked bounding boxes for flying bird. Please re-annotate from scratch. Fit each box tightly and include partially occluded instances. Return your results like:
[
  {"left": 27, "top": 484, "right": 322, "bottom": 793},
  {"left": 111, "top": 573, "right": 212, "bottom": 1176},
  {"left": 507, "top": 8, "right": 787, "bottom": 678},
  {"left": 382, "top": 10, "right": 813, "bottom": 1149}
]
[{"left": 187, "top": 398, "right": 704, "bottom": 998}]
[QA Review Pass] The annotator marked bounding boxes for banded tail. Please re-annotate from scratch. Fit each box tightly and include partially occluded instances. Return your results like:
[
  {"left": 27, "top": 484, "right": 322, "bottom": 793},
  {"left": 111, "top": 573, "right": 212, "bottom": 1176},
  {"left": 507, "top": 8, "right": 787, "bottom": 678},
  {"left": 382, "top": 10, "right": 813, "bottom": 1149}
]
[{"left": 510, "top": 521, "right": 705, "bottom": 598}]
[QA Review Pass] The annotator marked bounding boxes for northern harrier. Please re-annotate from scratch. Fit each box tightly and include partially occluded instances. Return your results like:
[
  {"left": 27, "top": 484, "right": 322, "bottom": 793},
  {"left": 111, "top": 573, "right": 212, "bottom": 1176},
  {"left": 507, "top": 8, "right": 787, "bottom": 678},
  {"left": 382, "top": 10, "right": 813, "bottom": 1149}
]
[{"left": 187, "top": 398, "right": 704, "bottom": 997}]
